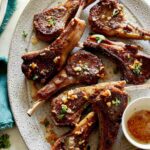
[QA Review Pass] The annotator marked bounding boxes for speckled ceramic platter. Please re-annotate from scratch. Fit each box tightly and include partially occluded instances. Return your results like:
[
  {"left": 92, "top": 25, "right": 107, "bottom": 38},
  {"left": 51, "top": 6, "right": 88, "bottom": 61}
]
[{"left": 8, "top": 0, "right": 150, "bottom": 150}]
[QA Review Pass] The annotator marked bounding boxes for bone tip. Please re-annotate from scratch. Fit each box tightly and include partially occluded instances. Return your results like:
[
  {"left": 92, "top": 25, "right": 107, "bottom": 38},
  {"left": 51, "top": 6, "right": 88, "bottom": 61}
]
[{"left": 27, "top": 109, "right": 34, "bottom": 117}]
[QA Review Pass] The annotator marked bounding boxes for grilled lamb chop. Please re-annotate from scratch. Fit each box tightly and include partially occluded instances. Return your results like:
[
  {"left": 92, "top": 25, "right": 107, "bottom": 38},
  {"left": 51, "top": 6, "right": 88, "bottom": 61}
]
[
  {"left": 92, "top": 84, "right": 128, "bottom": 150},
  {"left": 34, "top": 0, "right": 95, "bottom": 42},
  {"left": 37, "top": 50, "right": 105, "bottom": 100},
  {"left": 52, "top": 81, "right": 128, "bottom": 149},
  {"left": 89, "top": 0, "right": 150, "bottom": 40},
  {"left": 22, "top": 2, "right": 86, "bottom": 84},
  {"left": 51, "top": 81, "right": 126, "bottom": 126},
  {"left": 52, "top": 112, "right": 96, "bottom": 150},
  {"left": 84, "top": 35, "right": 150, "bottom": 84},
  {"left": 27, "top": 50, "right": 105, "bottom": 116}
]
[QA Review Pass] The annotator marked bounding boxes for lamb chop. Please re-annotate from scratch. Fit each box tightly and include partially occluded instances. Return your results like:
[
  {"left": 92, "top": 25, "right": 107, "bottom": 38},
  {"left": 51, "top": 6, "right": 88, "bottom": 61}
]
[
  {"left": 34, "top": 0, "right": 95, "bottom": 42},
  {"left": 52, "top": 112, "right": 96, "bottom": 150},
  {"left": 92, "top": 84, "right": 128, "bottom": 150},
  {"left": 52, "top": 81, "right": 128, "bottom": 149},
  {"left": 51, "top": 81, "right": 126, "bottom": 126},
  {"left": 83, "top": 35, "right": 150, "bottom": 84},
  {"left": 51, "top": 81, "right": 128, "bottom": 148},
  {"left": 22, "top": 1, "right": 86, "bottom": 84},
  {"left": 89, "top": 0, "right": 150, "bottom": 40},
  {"left": 27, "top": 50, "right": 105, "bottom": 116},
  {"left": 36, "top": 50, "right": 105, "bottom": 100}
]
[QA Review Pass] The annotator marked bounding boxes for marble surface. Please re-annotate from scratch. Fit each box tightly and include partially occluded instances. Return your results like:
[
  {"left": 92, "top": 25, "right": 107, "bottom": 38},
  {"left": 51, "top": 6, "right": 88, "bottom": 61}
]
[{"left": 0, "top": 0, "right": 150, "bottom": 150}]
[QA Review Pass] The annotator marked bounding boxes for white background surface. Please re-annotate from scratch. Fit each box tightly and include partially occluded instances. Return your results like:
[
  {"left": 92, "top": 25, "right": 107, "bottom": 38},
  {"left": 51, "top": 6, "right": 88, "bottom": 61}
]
[{"left": 0, "top": 0, "right": 150, "bottom": 149}]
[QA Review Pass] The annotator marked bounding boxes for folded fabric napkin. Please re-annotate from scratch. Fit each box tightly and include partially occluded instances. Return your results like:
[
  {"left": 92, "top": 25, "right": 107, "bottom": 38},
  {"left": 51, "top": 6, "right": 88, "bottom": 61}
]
[
  {"left": 0, "top": 57, "right": 14, "bottom": 130},
  {"left": 0, "top": 0, "right": 17, "bottom": 35}
]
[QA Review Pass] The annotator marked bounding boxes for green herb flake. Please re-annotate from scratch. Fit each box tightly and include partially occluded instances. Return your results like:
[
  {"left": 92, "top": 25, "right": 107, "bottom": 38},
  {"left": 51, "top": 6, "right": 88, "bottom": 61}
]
[
  {"left": 25, "top": 48, "right": 28, "bottom": 52},
  {"left": 93, "top": 34, "right": 106, "bottom": 43},
  {"left": 132, "top": 63, "right": 141, "bottom": 76},
  {"left": 128, "top": 97, "right": 131, "bottom": 103},
  {"left": 112, "top": 9, "right": 120, "bottom": 17},
  {"left": 0, "top": 134, "right": 11, "bottom": 149},
  {"left": 50, "top": 140, "right": 55, "bottom": 145},
  {"left": 112, "top": 98, "right": 121, "bottom": 106},
  {"left": 32, "top": 75, "right": 38, "bottom": 81},
  {"left": 57, "top": 104, "right": 69, "bottom": 120},
  {"left": 57, "top": 114, "right": 65, "bottom": 120},
  {"left": 83, "top": 103, "right": 88, "bottom": 109},
  {"left": 61, "top": 104, "right": 68, "bottom": 114},
  {"left": 22, "top": 30, "right": 28, "bottom": 38},
  {"left": 82, "top": 64, "right": 89, "bottom": 72},
  {"left": 48, "top": 17, "right": 56, "bottom": 26}
]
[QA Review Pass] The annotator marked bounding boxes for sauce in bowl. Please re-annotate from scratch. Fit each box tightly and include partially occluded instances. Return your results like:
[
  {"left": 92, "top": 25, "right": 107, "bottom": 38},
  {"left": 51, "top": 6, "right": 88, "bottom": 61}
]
[{"left": 127, "top": 110, "right": 150, "bottom": 144}]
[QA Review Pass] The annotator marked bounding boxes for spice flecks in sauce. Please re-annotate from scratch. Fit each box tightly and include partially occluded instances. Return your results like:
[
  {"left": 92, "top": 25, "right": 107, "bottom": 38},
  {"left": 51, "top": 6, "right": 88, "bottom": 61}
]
[{"left": 127, "top": 110, "right": 150, "bottom": 144}]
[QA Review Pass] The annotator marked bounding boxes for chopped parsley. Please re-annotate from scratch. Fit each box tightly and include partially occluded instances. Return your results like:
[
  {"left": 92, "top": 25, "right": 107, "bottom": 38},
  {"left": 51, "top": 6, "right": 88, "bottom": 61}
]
[
  {"left": 0, "top": 134, "right": 11, "bottom": 149},
  {"left": 82, "top": 64, "right": 89, "bottom": 72},
  {"left": 61, "top": 104, "right": 68, "bottom": 114},
  {"left": 22, "top": 30, "right": 28, "bottom": 38},
  {"left": 93, "top": 34, "right": 106, "bottom": 43},
  {"left": 32, "top": 75, "right": 38, "bottom": 81},
  {"left": 48, "top": 17, "right": 56, "bottom": 26},
  {"left": 112, "top": 98, "right": 121, "bottom": 106},
  {"left": 25, "top": 48, "right": 28, "bottom": 52},
  {"left": 132, "top": 63, "right": 142, "bottom": 75},
  {"left": 57, "top": 104, "right": 68, "bottom": 120},
  {"left": 83, "top": 103, "right": 88, "bottom": 109},
  {"left": 128, "top": 97, "right": 131, "bottom": 103},
  {"left": 112, "top": 9, "right": 120, "bottom": 17},
  {"left": 57, "top": 114, "right": 65, "bottom": 120}
]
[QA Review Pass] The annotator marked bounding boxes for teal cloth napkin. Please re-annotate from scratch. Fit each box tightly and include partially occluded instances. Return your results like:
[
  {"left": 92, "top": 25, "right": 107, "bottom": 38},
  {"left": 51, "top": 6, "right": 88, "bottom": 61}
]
[
  {"left": 0, "top": 0, "right": 17, "bottom": 35},
  {"left": 0, "top": 57, "right": 14, "bottom": 130}
]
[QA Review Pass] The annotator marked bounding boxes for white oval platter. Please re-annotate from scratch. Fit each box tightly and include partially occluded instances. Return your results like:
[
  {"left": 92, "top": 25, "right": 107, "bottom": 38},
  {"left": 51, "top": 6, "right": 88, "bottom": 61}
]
[{"left": 8, "top": 0, "right": 150, "bottom": 150}]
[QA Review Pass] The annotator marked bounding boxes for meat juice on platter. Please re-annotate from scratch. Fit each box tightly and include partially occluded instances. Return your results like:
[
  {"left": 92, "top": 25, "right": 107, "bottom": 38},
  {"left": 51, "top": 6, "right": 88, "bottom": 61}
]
[{"left": 23, "top": 0, "right": 150, "bottom": 150}]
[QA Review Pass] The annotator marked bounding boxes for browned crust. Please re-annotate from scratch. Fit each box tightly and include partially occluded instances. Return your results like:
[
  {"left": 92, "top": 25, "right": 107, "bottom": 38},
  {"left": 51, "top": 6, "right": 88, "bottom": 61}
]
[
  {"left": 21, "top": 18, "right": 86, "bottom": 83},
  {"left": 52, "top": 112, "right": 96, "bottom": 150},
  {"left": 36, "top": 50, "right": 105, "bottom": 100},
  {"left": 34, "top": 0, "right": 96, "bottom": 42},
  {"left": 89, "top": 0, "right": 150, "bottom": 40},
  {"left": 93, "top": 86, "right": 128, "bottom": 150},
  {"left": 84, "top": 35, "right": 150, "bottom": 84}
]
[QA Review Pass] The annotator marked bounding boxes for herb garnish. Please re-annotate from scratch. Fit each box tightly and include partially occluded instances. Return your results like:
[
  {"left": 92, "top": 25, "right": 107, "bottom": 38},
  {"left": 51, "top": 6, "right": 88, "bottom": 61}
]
[
  {"left": 112, "top": 9, "right": 120, "bottom": 17},
  {"left": 48, "top": 17, "right": 56, "bottom": 26},
  {"left": 93, "top": 34, "right": 106, "bottom": 43},
  {"left": 32, "top": 75, "right": 38, "bottom": 81},
  {"left": 128, "top": 97, "right": 131, "bottom": 103},
  {"left": 25, "top": 48, "right": 28, "bottom": 52},
  {"left": 83, "top": 103, "right": 88, "bottom": 109},
  {"left": 57, "top": 114, "right": 65, "bottom": 120},
  {"left": 112, "top": 98, "right": 121, "bottom": 106},
  {"left": 132, "top": 63, "right": 141, "bottom": 75},
  {"left": 0, "top": 134, "right": 11, "bottom": 149},
  {"left": 22, "top": 30, "right": 28, "bottom": 38},
  {"left": 129, "top": 60, "right": 142, "bottom": 76},
  {"left": 61, "top": 104, "right": 68, "bottom": 114},
  {"left": 57, "top": 104, "right": 68, "bottom": 120}
]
